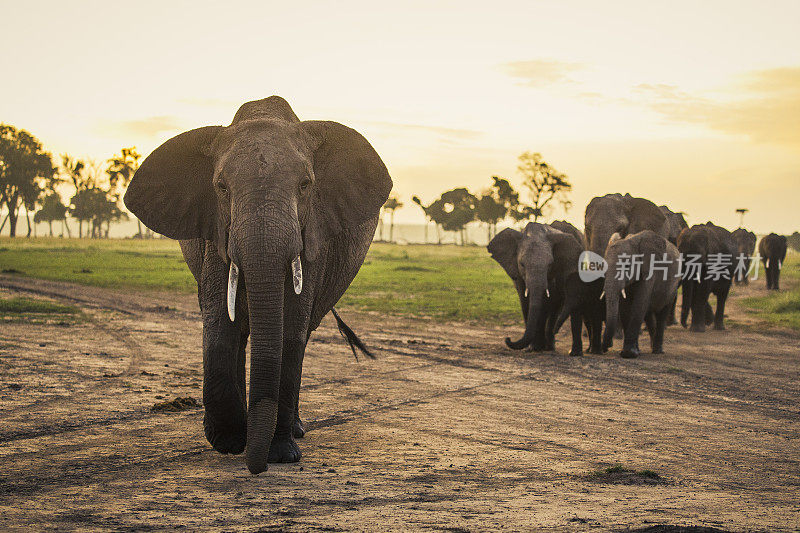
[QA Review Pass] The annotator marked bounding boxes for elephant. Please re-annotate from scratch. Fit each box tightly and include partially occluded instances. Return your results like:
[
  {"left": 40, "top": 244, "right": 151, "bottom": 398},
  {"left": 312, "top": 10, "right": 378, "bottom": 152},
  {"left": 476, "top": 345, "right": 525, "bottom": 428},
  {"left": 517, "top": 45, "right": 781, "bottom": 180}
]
[
  {"left": 487, "top": 222, "right": 585, "bottom": 355},
  {"left": 659, "top": 205, "right": 688, "bottom": 245},
  {"left": 759, "top": 233, "right": 788, "bottom": 290},
  {"left": 601, "top": 230, "right": 680, "bottom": 358},
  {"left": 123, "top": 96, "right": 392, "bottom": 474},
  {"left": 731, "top": 228, "right": 757, "bottom": 285},
  {"left": 658, "top": 205, "right": 688, "bottom": 323},
  {"left": 584, "top": 193, "right": 670, "bottom": 340},
  {"left": 677, "top": 222, "right": 736, "bottom": 332}
]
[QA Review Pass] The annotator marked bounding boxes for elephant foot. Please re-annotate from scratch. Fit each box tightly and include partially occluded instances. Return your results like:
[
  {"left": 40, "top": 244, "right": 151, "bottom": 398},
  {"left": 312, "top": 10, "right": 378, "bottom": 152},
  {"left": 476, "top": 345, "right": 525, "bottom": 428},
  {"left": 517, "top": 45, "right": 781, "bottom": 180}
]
[
  {"left": 651, "top": 345, "right": 664, "bottom": 355},
  {"left": 204, "top": 416, "right": 246, "bottom": 455},
  {"left": 587, "top": 344, "right": 603, "bottom": 355},
  {"left": 620, "top": 347, "right": 640, "bottom": 359},
  {"left": 689, "top": 323, "right": 706, "bottom": 333},
  {"left": 713, "top": 323, "right": 726, "bottom": 331},
  {"left": 293, "top": 417, "right": 306, "bottom": 439},
  {"left": 569, "top": 348, "right": 583, "bottom": 357},
  {"left": 268, "top": 433, "right": 302, "bottom": 463}
]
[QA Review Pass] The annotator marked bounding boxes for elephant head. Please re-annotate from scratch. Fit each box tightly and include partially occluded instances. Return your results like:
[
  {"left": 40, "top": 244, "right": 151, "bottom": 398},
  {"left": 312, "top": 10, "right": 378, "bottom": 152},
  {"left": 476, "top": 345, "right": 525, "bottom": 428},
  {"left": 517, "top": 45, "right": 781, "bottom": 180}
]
[
  {"left": 124, "top": 96, "right": 391, "bottom": 473},
  {"left": 601, "top": 230, "right": 666, "bottom": 351},
  {"left": 659, "top": 205, "right": 689, "bottom": 245},
  {"left": 488, "top": 223, "right": 581, "bottom": 350},
  {"left": 585, "top": 193, "right": 668, "bottom": 256}
]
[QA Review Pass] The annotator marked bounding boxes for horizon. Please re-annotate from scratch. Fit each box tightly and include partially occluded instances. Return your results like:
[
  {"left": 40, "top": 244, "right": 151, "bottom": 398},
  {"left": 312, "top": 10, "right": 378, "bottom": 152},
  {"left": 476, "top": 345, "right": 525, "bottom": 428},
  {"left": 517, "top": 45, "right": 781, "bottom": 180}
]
[{"left": 2, "top": 0, "right": 799, "bottom": 234}]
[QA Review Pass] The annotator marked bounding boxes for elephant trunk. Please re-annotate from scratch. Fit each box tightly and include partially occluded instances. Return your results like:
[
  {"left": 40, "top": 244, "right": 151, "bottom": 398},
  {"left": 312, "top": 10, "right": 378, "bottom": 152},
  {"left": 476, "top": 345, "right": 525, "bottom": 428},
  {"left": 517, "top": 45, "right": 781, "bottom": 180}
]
[
  {"left": 602, "top": 284, "right": 620, "bottom": 351},
  {"left": 506, "top": 280, "right": 544, "bottom": 350},
  {"left": 233, "top": 204, "right": 302, "bottom": 475}
]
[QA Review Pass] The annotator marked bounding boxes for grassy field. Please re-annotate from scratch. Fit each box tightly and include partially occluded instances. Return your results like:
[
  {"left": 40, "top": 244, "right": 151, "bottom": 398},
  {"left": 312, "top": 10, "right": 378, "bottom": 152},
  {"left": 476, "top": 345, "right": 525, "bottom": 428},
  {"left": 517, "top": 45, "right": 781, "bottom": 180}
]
[
  {"left": 0, "top": 238, "right": 520, "bottom": 324},
  {"left": 2, "top": 237, "right": 798, "bottom": 328},
  {"left": 740, "top": 251, "right": 800, "bottom": 330}
]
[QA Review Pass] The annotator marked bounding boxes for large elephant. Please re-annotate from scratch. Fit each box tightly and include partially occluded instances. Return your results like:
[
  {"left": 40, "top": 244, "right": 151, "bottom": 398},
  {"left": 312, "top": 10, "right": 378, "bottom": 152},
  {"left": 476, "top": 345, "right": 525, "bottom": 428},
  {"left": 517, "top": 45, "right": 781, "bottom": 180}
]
[
  {"left": 487, "top": 222, "right": 585, "bottom": 355},
  {"left": 731, "top": 228, "right": 757, "bottom": 285},
  {"left": 759, "top": 233, "right": 788, "bottom": 290},
  {"left": 601, "top": 230, "right": 680, "bottom": 358},
  {"left": 677, "top": 222, "right": 736, "bottom": 332},
  {"left": 123, "top": 97, "right": 392, "bottom": 474}
]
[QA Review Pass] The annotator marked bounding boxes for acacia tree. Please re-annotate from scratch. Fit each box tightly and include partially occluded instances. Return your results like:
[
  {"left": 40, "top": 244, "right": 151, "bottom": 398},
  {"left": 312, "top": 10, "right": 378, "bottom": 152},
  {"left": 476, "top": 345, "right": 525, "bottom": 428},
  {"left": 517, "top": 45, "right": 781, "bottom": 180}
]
[
  {"left": 517, "top": 152, "right": 572, "bottom": 222},
  {"left": 0, "top": 125, "right": 54, "bottom": 237},
  {"left": 107, "top": 147, "right": 142, "bottom": 236},
  {"left": 475, "top": 177, "right": 521, "bottom": 240},
  {"left": 412, "top": 195, "right": 445, "bottom": 244},
  {"left": 382, "top": 196, "right": 403, "bottom": 242},
  {"left": 34, "top": 193, "right": 68, "bottom": 236},
  {"left": 439, "top": 188, "right": 476, "bottom": 245}
]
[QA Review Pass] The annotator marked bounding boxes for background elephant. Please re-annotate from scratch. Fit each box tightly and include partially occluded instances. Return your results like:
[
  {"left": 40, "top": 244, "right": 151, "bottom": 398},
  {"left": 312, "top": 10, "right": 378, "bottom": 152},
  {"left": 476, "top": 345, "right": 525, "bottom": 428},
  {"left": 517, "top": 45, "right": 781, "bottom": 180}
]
[
  {"left": 601, "top": 230, "right": 680, "bottom": 358},
  {"left": 124, "top": 96, "right": 392, "bottom": 474},
  {"left": 659, "top": 205, "right": 689, "bottom": 245},
  {"left": 677, "top": 222, "right": 735, "bottom": 332},
  {"left": 487, "top": 222, "right": 584, "bottom": 355},
  {"left": 731, "top": 228, "right": 757, "bottom": 285},
  {"left": 759, "top": 233, "right": 788, "bottom": 290}
]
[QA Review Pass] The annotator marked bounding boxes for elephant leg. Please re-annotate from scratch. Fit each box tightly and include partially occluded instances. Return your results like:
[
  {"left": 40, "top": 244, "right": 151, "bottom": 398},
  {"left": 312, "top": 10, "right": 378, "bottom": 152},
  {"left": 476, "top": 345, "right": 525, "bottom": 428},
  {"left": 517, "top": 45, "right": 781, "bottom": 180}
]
[
  {"left": 713, "top": 283, "right": 731, "bottom": 330},
  {"left": 544, "top": 299, "right": 559, "bottom": 351},
  {"left": 620, "top": 287, "right": 647, "bottom": 358},
  {"left": 690, "top": 282, "right": 711, "bottom": 332},
  {"left": 587, "top": 303, "right": 603, "bottom": 354},
  {"left": 644, "top": 311, "right": 657, "bottom": 345},
  {"left": 667, "top": 295, "right": 677, "bottom": 326},
  {"left": 651, "top": 305, "right": 669, "bottom": 354},
  {"left": 200, "top": 248, "right": 247, "bottom": 455},
  {"left": 569, "top": 309, "right": 583, "bottom": 356}
]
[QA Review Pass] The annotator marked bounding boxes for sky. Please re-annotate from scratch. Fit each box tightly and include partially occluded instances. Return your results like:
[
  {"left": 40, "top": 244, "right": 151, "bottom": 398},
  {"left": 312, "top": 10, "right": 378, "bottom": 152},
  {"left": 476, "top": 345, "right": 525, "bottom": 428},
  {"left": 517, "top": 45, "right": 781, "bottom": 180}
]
[{"left": 2, "top": 0, "right": 799, "bottom": 233}]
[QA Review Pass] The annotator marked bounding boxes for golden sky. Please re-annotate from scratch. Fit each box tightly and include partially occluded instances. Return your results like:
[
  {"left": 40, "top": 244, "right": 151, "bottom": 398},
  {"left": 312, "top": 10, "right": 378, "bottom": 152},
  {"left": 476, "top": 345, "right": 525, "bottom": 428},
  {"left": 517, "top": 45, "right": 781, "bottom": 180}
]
[{"left": 2, "top": 0, "right": 799, "bottom": 233}]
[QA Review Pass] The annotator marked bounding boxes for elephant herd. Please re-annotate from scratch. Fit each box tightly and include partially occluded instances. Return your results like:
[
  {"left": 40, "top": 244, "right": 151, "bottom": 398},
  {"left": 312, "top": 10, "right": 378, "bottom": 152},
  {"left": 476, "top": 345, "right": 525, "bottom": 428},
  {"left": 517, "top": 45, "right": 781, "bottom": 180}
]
[
  {"left": 488, "top": 193, "right": 788, "bottom": 359},
  {"left": 122, "top": 96, "right": 789, "bottom": 472}
]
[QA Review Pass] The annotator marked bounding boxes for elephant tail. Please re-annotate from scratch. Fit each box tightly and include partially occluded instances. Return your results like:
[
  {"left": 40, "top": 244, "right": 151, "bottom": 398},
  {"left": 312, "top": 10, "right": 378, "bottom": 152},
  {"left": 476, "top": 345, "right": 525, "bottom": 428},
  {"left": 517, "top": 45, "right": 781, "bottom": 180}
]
[{"left": 331, "top": 307, "right": 376, "bottom": 361}]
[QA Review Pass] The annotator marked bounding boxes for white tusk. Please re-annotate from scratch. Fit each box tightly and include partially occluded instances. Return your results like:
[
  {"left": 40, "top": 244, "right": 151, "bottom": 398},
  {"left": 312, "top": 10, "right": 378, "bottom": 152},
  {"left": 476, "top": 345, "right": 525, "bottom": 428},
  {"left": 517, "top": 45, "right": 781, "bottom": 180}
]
[
  {"left": 778, "top": 260, "right": 783, "bottom": 270},
  {"left": 621, "top": 288, "right": 627, "bottom": 299},
  {"left": 524, "top": 287, "right": 528, "bottom": 298},
  {"left": 545, "top": 289, "right": 550, "bottom": 298},
  {"left": 292, "top": 255, "right": 303, "bottom": 295},
  {"left": 227, "top": 262, "right": 239, "bottom": 322},
  {"left": 599, "top": 290, "right": 605, "bottom": 300},
  {"left": 696, "top": 272, "right": 701, "bottom": 282},
  {"left": 766, "top": 259, "right": 770, "bottom": 269}
]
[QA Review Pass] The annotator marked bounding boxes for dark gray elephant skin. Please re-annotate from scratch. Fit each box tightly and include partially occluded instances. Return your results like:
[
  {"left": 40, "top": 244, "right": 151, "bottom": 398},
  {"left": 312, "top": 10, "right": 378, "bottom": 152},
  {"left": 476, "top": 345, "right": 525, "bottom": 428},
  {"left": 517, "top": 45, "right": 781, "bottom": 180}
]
[
  {"left": 659, "top": 205, "right": 688, "bottom": 246},
  {"left": 601, "top": 230, "right": 680, "bottom": 358},
  {"left": 731, "top": 228, "right": 757, "bottom": 285},
  {"left": 123, "top": 97, "right": 392, "bottom": 474},
  {"left": 759, "top": 233, "right": 787, "bottom": 290},
  {"left": 677, "top": 222, "right": 736, "bottom": 332},
  {"left": 487, "top": 222, "right": 585, "bottom": 355}
]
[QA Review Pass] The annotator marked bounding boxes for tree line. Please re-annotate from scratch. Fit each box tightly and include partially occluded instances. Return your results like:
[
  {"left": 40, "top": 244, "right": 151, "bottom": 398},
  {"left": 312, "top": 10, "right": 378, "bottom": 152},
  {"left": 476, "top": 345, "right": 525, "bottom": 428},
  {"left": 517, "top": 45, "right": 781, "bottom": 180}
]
[
  {"left": 0, "top": 124, "right": 147, "bottom": 238},
  {"left": 380, "top": 152, "right": 573, "bottom": 244}
]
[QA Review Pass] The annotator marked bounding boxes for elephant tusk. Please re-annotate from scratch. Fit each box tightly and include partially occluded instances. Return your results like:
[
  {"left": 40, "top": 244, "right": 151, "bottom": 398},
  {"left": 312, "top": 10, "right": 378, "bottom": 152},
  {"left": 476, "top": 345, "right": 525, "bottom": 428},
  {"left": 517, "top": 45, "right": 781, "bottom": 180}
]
[
  {"left": 227, "top": 262, "right": 239, "bottom": 322},
  {"left": 696, "top": 272, "right": 701, "bottom": 282},
  {"left": 524, "top": 287, "right": 528, "bottom": 298},
  {"left": 292, "top": 255, "right": 303, "bottom": 295},
  {"left": 621, "top": 288, "right": 627, "bottom": 299},
  {"left": 766, "top": 259, "right": 770, "bottom": 269},
  {"left": 778, "top": 260, "right": 783, "bottom": 270},
  {"left": 599, "top": 290, "right": 605, "bottom": 300},
  {"left": 545, "top": 289, "right": 550, "bottom": 298}
]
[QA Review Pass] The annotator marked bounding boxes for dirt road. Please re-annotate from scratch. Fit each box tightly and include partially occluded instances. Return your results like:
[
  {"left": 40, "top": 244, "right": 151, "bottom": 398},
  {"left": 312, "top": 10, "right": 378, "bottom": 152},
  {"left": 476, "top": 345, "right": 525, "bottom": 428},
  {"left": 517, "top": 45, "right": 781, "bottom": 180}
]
[{"left": 0, "top": 274, "right": 798, "bottom": 532}]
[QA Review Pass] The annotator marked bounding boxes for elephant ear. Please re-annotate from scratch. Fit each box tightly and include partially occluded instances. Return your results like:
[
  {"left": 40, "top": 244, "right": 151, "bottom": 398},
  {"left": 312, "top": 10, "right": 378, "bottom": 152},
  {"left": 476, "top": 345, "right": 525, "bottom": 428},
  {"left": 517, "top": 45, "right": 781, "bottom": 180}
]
[
  {"left": 636, "top": 230, "right": 667, "bottom": 277},
  {"left": 623, "top": 195, "right": 668, "bottom": 235},
  {"left": 124, "top": 126, "right": 221, "bottom": 240},
  {"left": 301, "top": 121, "right": 392, "bottom": 261},
  {"left": 487, "top": 228, "right": 523, "bottom": 280},
  {"left": 547, "top": 230, "right": 582, "bottom": 277}
]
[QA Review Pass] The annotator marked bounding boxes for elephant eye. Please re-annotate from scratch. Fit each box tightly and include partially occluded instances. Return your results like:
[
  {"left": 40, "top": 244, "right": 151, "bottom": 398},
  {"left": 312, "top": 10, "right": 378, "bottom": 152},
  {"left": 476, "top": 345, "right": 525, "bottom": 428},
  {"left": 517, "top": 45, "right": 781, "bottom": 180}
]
[
  {"left": 216, "top": 181, "right": 228, "bottom": 193},
  {"left": 299, "top": 178, "right": 312, "bottom": 192}
]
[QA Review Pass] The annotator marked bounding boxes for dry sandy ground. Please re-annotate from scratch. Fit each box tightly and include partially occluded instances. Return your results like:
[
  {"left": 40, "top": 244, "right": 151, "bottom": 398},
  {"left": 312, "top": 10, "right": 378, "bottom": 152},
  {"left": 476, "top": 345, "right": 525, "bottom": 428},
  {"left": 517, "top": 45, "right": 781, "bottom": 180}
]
[{"left": 0, "top": 274, "right": 798, "bottom": 532}]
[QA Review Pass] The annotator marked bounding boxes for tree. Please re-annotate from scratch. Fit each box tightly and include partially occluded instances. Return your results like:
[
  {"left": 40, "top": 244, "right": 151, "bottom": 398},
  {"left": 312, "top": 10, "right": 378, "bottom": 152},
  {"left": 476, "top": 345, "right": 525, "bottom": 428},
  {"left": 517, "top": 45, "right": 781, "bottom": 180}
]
[
  {"left": 516, "top": 152, "right": 572, "bottom": 222},
  {"left": 475, "top": 176, "right": 521, "bottom": 240},
  {"left": 382, "top": 196, "right": 403, "bottom": 243},
  {"left": 412, "top": 195, "right": 447, "bottom": 244},
  {"left": 34, "top": 192, "right": 68, "bottom": 236},
  {"left": 107, "top": 147, "right": 142, "bottom": 236},
  {"left": 0, "top": 125, "right": 55, "bottom": 237},
  {"left": 439, "top": 188, "right": 477, "bottom": 245}
]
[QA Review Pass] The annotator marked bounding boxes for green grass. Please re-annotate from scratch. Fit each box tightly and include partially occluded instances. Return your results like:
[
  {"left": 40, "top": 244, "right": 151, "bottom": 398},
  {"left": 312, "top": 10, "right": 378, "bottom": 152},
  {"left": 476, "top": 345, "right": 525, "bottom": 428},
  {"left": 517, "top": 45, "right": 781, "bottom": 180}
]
[
  {"left": 0, "top": 296, "right": 82, "bottom": 325},
  {"left": 740, "top": 251, "right": 800, "bottom": 330},
  {"left": 0, "top": 238, "right": 520, "bottom": 324}
]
